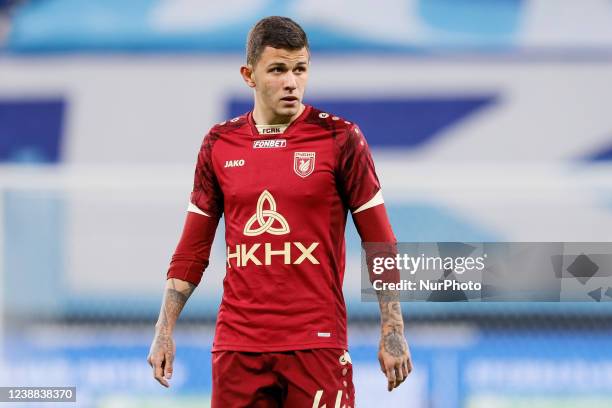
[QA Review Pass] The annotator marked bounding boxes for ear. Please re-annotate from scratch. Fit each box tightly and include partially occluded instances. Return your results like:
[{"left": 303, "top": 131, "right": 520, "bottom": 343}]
[{"left": 240, "top": 65, "right": 256, "bottom": 88}]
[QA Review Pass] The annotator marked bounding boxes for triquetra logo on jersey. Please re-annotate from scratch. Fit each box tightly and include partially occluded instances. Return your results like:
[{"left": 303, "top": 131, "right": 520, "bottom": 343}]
[
  {"left": 294, "top": 152, "right": 316, "bottom": 178},
  {"left": 243, "top": 190, "right": 290, "bottom": 236}
]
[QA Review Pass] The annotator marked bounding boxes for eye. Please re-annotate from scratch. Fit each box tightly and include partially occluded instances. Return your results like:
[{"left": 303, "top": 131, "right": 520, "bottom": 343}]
[{"left": 270, "top": 67, "right": 283, "bottom": 73}]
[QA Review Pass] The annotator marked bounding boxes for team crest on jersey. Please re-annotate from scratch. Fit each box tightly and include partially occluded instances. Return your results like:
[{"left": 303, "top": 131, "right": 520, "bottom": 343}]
[{"left": 294, "top": 152, "right": 316, "bottom": 178}]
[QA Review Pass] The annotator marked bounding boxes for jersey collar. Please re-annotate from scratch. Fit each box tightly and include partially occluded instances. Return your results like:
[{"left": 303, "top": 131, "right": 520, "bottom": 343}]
[{"left": 247, "top": 104, "right": 312, "bottom": 138}]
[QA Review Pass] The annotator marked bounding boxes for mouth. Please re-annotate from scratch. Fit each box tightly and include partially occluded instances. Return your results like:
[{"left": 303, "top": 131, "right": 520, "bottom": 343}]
[{"left": 280, "top": 96, "right": 299, "bottom": 103}]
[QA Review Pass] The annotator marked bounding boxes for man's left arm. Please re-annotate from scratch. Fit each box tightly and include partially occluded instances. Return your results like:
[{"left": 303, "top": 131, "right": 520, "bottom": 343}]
[
  {"left": 336, "top": 122, "right": 413, "bottom": 390},
  {"left": 353, "top": 203, "right": 413, "bottom": 391}
]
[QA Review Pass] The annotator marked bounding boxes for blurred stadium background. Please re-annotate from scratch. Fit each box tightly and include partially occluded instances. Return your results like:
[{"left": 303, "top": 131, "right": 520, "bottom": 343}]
[{"left": 2, "top": 0, "right": 612, "bottom": 407}]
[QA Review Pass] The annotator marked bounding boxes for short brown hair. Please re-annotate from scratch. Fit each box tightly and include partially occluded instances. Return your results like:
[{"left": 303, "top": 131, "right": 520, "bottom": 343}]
[{"left": 246, "top": 16, "right": 309, "bottom": 67}]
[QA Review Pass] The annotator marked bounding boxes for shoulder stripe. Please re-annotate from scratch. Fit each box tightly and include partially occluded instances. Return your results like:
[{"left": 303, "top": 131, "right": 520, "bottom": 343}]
[
  {"left": 187, "top": 202, "right": 211, "bottom": 217},
  {"left": 352, "top": 190, "right": 384, "bottom": 214}
]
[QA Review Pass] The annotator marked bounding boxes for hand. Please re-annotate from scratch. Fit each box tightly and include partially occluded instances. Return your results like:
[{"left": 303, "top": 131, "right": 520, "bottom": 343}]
[
  {"left": 378, "top": 328, "right": 412, "bottom": 391},
  {"left": 147, "top": 326, "right": 176, "bottom": 388}
]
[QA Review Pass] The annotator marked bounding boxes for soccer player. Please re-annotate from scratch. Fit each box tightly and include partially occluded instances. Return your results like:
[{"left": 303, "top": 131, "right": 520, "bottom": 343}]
[{"left": 147, "top": 16, "right": 412, "bottom": 407}]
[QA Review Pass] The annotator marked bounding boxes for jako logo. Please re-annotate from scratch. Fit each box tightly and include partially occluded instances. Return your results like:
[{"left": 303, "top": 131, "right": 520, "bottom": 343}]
[
  {"left": 224, "top": 159, "right": 245, "bottom": 168},
  {"left": 226, "top": 190, "right": 319, "bottom": 267}
]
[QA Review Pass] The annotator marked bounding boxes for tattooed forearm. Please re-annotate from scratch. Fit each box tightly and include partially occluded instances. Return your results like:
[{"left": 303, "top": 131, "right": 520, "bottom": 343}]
[
  {"left": 377, "top": 290, "right": 407, "bottom": 357},
  {"left": 156, "top": 278, "right": 196, "bottom": 333},
  {"left": 148, "top": 278, "right": 195, "bottom": 388},
  {"left": 159, "top": 289, "right": 187, "bottom": 326},
  {"left": 377, "top": 290, "right": 403, "bottom": 329}
]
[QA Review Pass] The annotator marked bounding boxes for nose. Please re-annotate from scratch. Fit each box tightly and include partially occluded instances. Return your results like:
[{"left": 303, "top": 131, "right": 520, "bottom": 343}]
[{"left": 283, "top": 71, "right": 298, "bottom": 91}]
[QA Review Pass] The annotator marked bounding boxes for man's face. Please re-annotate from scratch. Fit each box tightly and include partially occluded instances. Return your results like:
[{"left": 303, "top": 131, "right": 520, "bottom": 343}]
[{"left": 249, "top": 46, "right": 309, "bottom": 119}]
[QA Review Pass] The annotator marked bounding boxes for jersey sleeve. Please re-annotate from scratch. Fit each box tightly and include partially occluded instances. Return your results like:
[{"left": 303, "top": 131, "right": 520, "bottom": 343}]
[
  {"left": 353, "top": 205, "right": 400, "bottom": 285},
  {"left": 336, "top": 124, "right": 382, "bottom": 212},
  {"left": 166, "top": 211, "right": 220, "bottom": 285},
  {"left": 337, "top": 124, "right": 398, "bottom": 283},
  {"left": 166, "top": 130, "right": 223, "bottom": 286},
  {"left": 190, "top": 130, "right": 224, "bottom": 217}
]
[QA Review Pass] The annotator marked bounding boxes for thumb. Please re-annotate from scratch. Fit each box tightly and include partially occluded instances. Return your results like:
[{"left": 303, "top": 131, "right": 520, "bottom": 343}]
[{"left": 378, "top": 354, "right": 386, "bottom": 374}]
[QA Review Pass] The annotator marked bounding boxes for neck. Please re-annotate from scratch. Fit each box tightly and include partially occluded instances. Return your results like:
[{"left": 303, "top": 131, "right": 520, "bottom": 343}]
[{"left": 252, "top": 102, "right": 305, "bottom": 125}]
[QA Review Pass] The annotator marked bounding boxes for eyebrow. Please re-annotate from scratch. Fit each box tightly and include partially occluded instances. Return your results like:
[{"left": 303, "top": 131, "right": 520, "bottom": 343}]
[{"left": 267, "top": 61, "right": 308, "bottom": 68}]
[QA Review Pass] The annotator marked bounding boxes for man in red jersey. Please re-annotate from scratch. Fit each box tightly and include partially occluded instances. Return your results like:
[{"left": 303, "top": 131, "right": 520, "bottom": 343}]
[{"left": 147, "top": 16, "right": 412, "bottom": 407}]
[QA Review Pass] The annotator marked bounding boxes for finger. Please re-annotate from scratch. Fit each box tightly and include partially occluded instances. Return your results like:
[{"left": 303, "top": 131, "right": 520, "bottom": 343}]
[
  {"left": 154, "top": 357, "right": 169, "bottom": 387},
  {"left": 395, "top": 365, "right": 404, "bottom": 384},
  {"left": 394, "top": 370, "right": 404, "bottom": 389},
  {"left": 164, "top": 351, "right": 174, "bottom": 380},
  {"left": 386, "top": 367, "right": 396, "bottom": 391},
  {"left": 402, "top": 360, "right": 409, "bottom": 378}
]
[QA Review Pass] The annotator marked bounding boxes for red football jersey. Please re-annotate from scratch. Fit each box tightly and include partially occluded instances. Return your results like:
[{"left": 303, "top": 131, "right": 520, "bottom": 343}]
[{"left": 188, "top": 104, "right": 382, "bottom": 352}]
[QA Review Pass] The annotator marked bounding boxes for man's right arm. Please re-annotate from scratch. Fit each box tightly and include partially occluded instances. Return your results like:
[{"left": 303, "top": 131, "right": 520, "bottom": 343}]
[
  {"left": 147, "top": 129, "right": 223, "bottom": 387},
  {"left": 147, "top": 277, "right": 196, "bottom": 387},
  {"left": 147, "top": 208, "right": 221, "bottom": 387}
]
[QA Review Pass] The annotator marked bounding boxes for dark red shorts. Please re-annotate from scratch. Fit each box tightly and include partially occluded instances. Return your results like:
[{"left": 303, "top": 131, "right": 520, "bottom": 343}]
[{"left": 211, "top": 348, "right": 355, "bottom": 408}]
